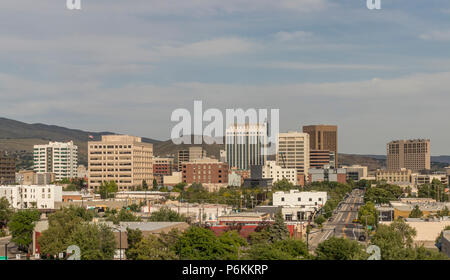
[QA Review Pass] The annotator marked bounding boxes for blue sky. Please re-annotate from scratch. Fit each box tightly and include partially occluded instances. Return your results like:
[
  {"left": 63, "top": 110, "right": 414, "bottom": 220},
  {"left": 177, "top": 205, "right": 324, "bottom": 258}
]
[{"left": 0, "top": 0, "right": 450, "bottom": 155}]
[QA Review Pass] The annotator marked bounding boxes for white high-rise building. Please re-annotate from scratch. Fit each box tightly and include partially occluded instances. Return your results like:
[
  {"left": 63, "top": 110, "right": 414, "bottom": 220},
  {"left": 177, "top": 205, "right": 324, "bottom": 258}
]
[
  {"left": 33, "top": 141, "right": 78, "bottom": 181},
  {"left": 276, "top": 132, "right": 310, "bottom": 175},
  {"left": 226, "top": 123, "right": 268, "bottom": 170}
]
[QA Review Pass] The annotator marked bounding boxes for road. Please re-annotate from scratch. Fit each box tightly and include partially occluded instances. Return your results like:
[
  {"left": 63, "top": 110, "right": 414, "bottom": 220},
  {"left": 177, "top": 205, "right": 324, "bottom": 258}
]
[
  {"left": 0, "top": 237, "right": 23, "bottom": 260},
  {"left": 308, "top": 189, "right": 365, "bottom": 251}
]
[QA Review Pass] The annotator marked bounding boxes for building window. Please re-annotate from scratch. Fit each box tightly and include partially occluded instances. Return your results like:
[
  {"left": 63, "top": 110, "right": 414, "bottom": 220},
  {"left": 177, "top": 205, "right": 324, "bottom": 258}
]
[
  {"left": 298, "top": 197, "right": 301, "bottom": 201},
  {"left": 281, "top": 197, "right": 285, "bottom": 202}
]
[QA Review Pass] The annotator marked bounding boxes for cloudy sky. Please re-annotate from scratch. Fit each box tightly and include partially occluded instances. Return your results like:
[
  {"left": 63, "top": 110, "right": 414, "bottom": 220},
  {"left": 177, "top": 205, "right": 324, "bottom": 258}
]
[{"left": 1, "top": 0, "right": 450, "bottom": 155}]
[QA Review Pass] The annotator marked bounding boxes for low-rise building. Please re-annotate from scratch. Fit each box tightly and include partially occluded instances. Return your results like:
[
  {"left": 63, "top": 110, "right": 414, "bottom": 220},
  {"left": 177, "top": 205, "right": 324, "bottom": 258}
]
[
  {"left": 308, "top": 165, "right": 346, "bottom": 184},
  {"left": 0, "top": 185, "right": 62, "bottom": 209},
  {"left": 376, "top": 168, "right": 412, "bottom": 185},
  {"left": 272, "top": 190, "right": 327, "bottom": 221},
  {"left": 262, "top": 160, "right": 297, "bottom": 185},
  {"left": 342, "top": 165, "right": 368, "bottom": 182},
  {"left": 411, "top": 173, "right": 448, "bottom": 186},
  {"left": 228, "top": 172, "right": 242, "bottom": 187},
  {"left": 181, "top": 158, "right": 228, "bottom": 190},
  {"left": 163, "top": 171, "right": 182, "bottom": 187}
]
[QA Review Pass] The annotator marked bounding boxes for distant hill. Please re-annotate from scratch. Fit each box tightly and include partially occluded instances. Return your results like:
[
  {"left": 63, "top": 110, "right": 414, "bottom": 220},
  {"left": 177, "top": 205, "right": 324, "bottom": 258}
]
[{"left": 0, "top": 117, "right": 160, "bottom": 166}]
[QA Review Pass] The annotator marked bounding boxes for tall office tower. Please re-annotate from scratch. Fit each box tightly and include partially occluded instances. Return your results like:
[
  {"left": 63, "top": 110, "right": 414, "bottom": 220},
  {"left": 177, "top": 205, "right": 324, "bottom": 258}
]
[
  {"left": 33, "top": 141, "right": 78, "bottom": 181},
  {"left": 0, "top": 152, "right": 15, "bottom": 185},
  {"left": 226, "top": 123, "right": 268, "bottom": 170},
  {"left": 88, "top": 135, "right": 153, "bottom": 191},
  {"left": 303, "top": 125, "right": 338, "bottom": 166},
  {"left": 276, "top": 132, "right": 310, "bottom": 175},
  {"left": 386, "top": 139, "right": 430, "bottom": 172},
  {"left": 310, "top": 149, "right": 332, "bottom": 169},
  {"left": 176, "top": 147, "right": 206, "bottom": 171}
]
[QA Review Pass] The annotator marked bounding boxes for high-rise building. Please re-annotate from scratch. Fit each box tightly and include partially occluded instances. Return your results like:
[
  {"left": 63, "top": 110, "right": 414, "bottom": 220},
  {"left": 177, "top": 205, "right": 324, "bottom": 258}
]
[
  {"left": 88, "top": 135, "right": 153, "bottom": 191},
  {"left": 276, "top": 132, "right": 310, "bottom": 175},
  {"left": 0, "top": 152, "right": 15, "bottom": 185},
  {"left": 181, "top": 158, "right": 228, "bottom": 191},
  {"left": 303, "top": 125, "right": 338, "bottom": 166},
  {"left": 226, "top": 123, "right": 267, "bottom": 170},
  {"left": 386, "top": 139, "right": 430, "bottom": 172},
  {"left": 310, "top": 149, "right": 332, "bottom": 169},
  {"left": 153, "top": 157, "right": 174, "bottom": 185},
  {"left": 33, "top": 141, "right": 78, "bottom": 181}
]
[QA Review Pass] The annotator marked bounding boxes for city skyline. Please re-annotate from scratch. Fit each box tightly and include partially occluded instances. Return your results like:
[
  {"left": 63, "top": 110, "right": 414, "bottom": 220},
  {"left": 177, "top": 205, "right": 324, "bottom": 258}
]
[{"left": 1, "top": 1, "right": 450, "bottom": 155}]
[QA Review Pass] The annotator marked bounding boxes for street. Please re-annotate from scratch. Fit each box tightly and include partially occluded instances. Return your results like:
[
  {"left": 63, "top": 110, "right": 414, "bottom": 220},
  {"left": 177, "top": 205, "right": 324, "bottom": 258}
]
[{"left": 308, "top": 189, "right": 365, "bottom": 251}]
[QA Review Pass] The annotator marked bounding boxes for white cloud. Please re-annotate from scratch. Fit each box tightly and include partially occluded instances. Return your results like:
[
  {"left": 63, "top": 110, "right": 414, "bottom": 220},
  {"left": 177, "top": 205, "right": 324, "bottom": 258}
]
[
  {"left": 274, "top": 31, "right": 313, "bottom": 41},
  {"left": 419, "top": 30, "right": 450, "bottom": 41},
  {"left": 259, "top": 61, "right": 394, "bottom": 71}
]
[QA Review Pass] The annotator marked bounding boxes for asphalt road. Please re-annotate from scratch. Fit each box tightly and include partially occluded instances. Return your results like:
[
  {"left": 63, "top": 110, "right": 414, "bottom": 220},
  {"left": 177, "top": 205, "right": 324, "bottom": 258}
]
[
  {"left": 0, "top": 237, "right": 23, "bottom": 260},
  {"left": 308, "top": 189, "right": 365, "bottom": 251}
]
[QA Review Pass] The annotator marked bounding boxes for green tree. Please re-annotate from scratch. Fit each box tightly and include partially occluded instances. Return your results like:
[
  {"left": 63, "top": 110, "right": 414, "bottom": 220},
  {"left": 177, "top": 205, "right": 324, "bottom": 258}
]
[
  {"left": 0, "top": 197, "right": 13, "bottom": 230},
  {"left": 8, "top": 210, "right": 41, "bottom": 252},
  {"left": 437, "top": 206, "right": 450, "bottom": 218},
  {"left": 98, "top": 181, "right": 119, "bottom": 199},
  {"left": 153, "top": 178, "right": 158, "bottom": 190},
  {"left": 273, "top": 178, "right": 295, "bottom": 191},
  {"left": 125, "top": 228, "right": 143, "bottom": 260},
  {"left": 315, "top": 237, "right": 368, "bottom": 260},
  {"left": 358, "top": 201, "right": 378, "bottom": 226},
  {"left": 266, "top": 210, "right": 290, "bottom": 242},
  {"left": 148, "top": 206, "right": 187, "bottom": 222},
  {"left": 245, "top": 239, "right": 309, "bottom": 260},
  {"left": 314, "top": 215, "right": 326, "bottom": 227},
  {"left": 409, "top": 205, "right": 423, "bottom": 218},
  {"left": 127, "top": 234, "right": 178, "bottom": 260},
  {"left": 67, "top": 223, "right": 116, "bottom": 260},
  {"left": 142, "top": 180, "right": 149, "bottom": 191}
]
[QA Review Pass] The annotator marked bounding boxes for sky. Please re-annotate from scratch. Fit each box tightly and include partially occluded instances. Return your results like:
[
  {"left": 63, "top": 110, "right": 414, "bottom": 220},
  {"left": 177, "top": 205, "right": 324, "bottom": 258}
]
[{"left": 0, "top": 0, "right": 450, "bottom": 155}]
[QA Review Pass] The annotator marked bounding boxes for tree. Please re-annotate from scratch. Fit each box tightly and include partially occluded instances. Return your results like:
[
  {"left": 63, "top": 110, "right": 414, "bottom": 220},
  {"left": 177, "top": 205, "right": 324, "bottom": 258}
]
[
  {"left": 315, "top": 237, "right": 368, "bottom": 260},
  {"left": 106, "top": 209, "right": 141, "bottom": 224},
  {"left": 314, "top": 215, "right": 326, "bottom": 227},
  {"left": 358, "top": 201, "right": 378, "bottom": 226},
  {"left": 8, "top": 210, "right": 41, "bottom": 252},
  {"left": 266, "top": 210, "right": 290, "bottom": 242},
  {"left": 177, "top": 226, "right": 245, "bottom": 260},
  {"left": 98, "top": 181, "right": 119, "bottom": 199},
  {"left": 272, "top": 178, "right": 295, "bottom": 191},
  {"left": 371, "top": 219, "right": 417, "bottom": 260},
  {"left": 0, "top": 197, "right": 13, "bottom": 230},
  {"left": 409, "top": 205, "right": 423, "bottom": 218},
  {"left": 142, "top": 180, "right": 149, "bottom": 191},
  {"left": 153, "top": 179, "right": 158, "bottom": 190},
  {"left": 437, "top": 206, "right": 450, "bottom": 218},
  {"left": 125, "top": 228, "right": 143, "bottom": 260},
  {"left": 245, "top": 239, "right": 309, "bottom": 260},
  {"left": 148, "top": 207, "right": 187, "bottom": 222},
  {"left": 126, "top": 234, "right": 178, "bottom": 260},
  {"left": 39, "top": 207, "right": 116, "bottom": 260}
]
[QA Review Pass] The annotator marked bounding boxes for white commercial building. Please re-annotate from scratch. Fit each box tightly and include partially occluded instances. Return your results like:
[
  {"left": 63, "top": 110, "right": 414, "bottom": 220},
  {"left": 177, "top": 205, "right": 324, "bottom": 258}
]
[
  {"left": 0, "top": 185, "right": 63, "bottom": 209},
  {"left": 33, "top": 141, "right": 78, "bottom": 181},
  {"left": 272, "top": 190, "right": 328, "bottom": 222},
  {"left": 262, "top": 160, "right": 297, "bottom": 185}
]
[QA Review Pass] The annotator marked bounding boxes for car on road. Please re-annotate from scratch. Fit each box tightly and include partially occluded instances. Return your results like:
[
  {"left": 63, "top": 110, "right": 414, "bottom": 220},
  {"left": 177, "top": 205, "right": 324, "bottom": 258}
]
[{"left": 352, "top": 218, "right": 359, "bottom": 223}]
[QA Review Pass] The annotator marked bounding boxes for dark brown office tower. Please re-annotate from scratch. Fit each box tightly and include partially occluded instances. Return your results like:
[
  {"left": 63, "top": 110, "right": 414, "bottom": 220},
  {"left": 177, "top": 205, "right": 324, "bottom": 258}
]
[
  {"left": 303, "top": 125, "right": 338, "bottom": 166},
  {"left": 0, "top": 152, "right": 16, "bottom": 185},
  {"left": 310, "top": 150, "right": 332, "bottom": 169}
]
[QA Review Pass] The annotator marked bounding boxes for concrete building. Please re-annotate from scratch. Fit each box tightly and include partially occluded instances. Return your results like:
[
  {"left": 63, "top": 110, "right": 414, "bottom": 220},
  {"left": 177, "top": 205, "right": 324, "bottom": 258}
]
[
  {"left": 33, "top": 141, "right": 78, "bottom": 181},
  {"left": 177, "top": 147, "right": 206, "bottom": 171},
  {"left": 153, "top": 157, "right": 174, "bottom": 185},
  {"left": 309, "top": 165, "right": 347, "bottom": 184},
  {"left": 88, "top": 135, "right": 153, "bottom": 191},
  {"left": 0, "top": 185, "right": 62, "bottom": 209},
  {"left": 226, "top": 123, "right": 267, "bottom": 170},
  {"left": 276, "top": 131, "right": 310, "bottom": 176},
  {"left": 181, "top": 158, "right": 228, "bottom": 189},
  {"left": 243, "top": 165, "right": 273, "bottom": 188},
  {"left": 376, "top": 168, "right": 412, "bottom": 185},
  {"left": 386, "top": 139, "right": 431, "bottom": 172},
  {"left": 163, "top": 171, "right": 183, "bottom": 187},
  {"left": 262, "top": 160, "right": 297, "bottom": 185},
  {"left": 77, "top": 165, "right": 88, "bottom": 179},
  {"left": 303, "top": 125, "right": 338, "bottom": 166},
  {"left": 411, "top": 173, "right": 448, "bottom": 186},
  {"left": 0, "top": 152, "right": 15, "bottom": 185},
  {"left": 16, "top": 170, "right": 55, "bottom": 186},
  {"left": 342, "top": 165, "right": 368, "bottom": 182}
]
